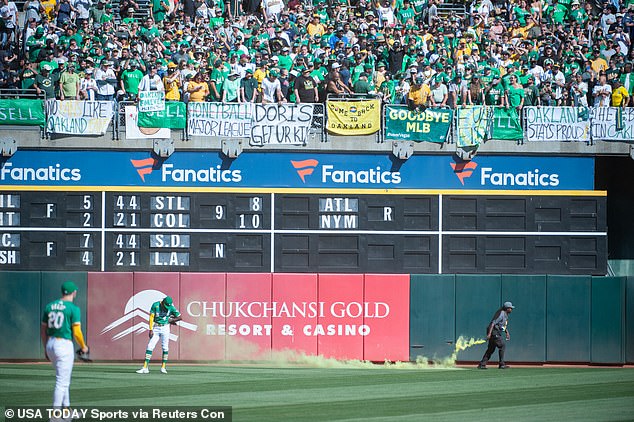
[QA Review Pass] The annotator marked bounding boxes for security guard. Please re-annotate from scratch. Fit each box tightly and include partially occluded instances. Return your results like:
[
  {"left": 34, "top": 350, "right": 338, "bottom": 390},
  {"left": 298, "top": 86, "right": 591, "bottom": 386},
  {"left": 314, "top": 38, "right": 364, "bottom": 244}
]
[{"left": 478, "top": 301, "right": 515, "bottom": 369}]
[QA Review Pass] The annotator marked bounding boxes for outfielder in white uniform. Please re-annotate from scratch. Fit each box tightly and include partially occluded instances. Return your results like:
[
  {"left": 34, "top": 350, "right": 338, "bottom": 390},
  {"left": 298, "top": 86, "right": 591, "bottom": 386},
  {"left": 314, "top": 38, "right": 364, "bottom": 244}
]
[
  {"left": 136, "top": 296, "right": 181, "bottom": 374},
  {"left": 40, "top": 281, "right": 89, "bottom": 408}
]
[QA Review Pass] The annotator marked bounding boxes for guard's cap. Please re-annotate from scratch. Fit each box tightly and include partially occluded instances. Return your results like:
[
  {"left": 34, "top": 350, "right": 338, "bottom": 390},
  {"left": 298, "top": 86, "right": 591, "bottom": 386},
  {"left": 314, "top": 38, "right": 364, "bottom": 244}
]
[
  {"left": 503, "top": 301, "right": 515, "bottom": 309},
  {"left": 62, "top": 281, "right": 78, "bottom": 295}
]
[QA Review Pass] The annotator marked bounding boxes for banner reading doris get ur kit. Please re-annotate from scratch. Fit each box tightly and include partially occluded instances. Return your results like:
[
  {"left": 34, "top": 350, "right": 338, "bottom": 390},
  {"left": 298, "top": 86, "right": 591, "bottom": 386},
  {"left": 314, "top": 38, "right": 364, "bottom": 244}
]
[
  {"left": 87, "top": 272, "right": 409, "bottom": 362},
  {"left": 326, "top": 100, "right": 381, "bottom": 135}
]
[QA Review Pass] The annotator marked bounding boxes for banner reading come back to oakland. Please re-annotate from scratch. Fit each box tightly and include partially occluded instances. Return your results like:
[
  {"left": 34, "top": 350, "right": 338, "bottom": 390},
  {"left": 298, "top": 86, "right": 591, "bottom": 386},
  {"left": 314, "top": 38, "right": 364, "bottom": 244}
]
[
  {"left": 385, "top": 106, "right": 452, "bottom": 143},
  {"left": 326, "top": 99, "right": 381, "bottom": 135}
]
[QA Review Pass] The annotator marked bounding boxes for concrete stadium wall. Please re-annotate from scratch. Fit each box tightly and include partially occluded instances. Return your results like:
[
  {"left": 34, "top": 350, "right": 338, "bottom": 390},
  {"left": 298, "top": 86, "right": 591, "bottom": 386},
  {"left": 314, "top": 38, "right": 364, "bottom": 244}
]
[{"left": 1, "top": 272, "right": 630, "bottom": 364}]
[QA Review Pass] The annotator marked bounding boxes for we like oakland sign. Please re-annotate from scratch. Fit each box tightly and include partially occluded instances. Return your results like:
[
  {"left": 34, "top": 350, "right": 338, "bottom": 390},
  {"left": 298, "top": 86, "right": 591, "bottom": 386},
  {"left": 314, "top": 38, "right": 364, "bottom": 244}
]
[{"left": 0, "top": 151, "right": 594, "bottom": 190}]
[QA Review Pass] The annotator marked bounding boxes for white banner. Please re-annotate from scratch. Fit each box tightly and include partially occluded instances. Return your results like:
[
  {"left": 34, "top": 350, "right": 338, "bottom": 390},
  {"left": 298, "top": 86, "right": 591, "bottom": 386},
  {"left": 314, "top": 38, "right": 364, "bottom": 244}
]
[
  {"left": 124, "top": 106, "right": 171, "bottom": 139},
  {"left": 138, "top": 91, "right": 165, "bottom": 112},
  {"left": 46, "top": 100, "right": 114, "bottom": 135},
  {"left": 590, "top": 107, "right": 634, "bottom": 141},
  {"left": 524, "top": 106, "right": 590, "bottom": 142},
  {"left": 250, "top": 104, "right": 314, "bottom": 146},
  {"left": 187, "top": 102, "right": 253, "bottom": 137}
]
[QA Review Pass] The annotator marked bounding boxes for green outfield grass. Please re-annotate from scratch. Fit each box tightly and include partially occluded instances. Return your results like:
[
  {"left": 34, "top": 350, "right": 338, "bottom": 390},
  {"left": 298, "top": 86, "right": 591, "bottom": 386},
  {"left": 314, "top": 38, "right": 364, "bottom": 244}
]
[{"left": 1, "top": 363, "right": 633, "bottom": 422}]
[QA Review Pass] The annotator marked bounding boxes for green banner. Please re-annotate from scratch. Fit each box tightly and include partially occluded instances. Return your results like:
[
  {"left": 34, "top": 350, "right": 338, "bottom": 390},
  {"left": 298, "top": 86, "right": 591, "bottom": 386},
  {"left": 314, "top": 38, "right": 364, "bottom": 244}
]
[
  {"left": 138, "top": 102, "right": 186, "bottom": 129},
  {"left": 0, "top": 99, "right": 45, "bottom": 126},
  {"left": 384, "top": 106, "right": 452, "bottom": 143},
  {"left": 456, "top": 106, "right": 492, "bottom": 147},
  {"left": 491, "top": 107, "right": 523, "bottom": 140}
]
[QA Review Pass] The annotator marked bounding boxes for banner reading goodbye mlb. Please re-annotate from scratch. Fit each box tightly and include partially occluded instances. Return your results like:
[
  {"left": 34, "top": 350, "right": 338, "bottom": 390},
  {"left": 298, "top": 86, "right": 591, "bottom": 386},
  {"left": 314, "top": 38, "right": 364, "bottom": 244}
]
[
  {"left": 326, "top": 100, "right": 381, "bottom": 135},
  {"left": 384, "top": 106, "right": 452, "bottom": 143}
]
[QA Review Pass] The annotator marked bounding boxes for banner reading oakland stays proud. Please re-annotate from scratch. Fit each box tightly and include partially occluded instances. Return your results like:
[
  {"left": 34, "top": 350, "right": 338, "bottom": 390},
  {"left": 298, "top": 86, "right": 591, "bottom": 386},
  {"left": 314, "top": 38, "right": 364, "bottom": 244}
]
[
  {"left": 326, "top": 100, "right": 381, "bottom": 135},
  {"left": 525, "top": 106, "right": 590, "bottom": 142},
  {"left": 0, "top": 99, "right": 46, "bottom": 126},
  {"left": 384, "top": 106, "right": 452, "bottom": 143}
]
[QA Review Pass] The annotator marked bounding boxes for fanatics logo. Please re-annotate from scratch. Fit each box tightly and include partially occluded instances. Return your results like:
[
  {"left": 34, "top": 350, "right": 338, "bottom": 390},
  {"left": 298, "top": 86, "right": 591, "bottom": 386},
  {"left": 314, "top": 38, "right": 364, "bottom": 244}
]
[
  {"left": 291, "top": 159, "right": 319, "bottom": 183},
  {"left": 130, "top": 157, "right": 159, "bottom": 182},
  {"left": 450, "top": 160, "right": 478, "bottom": 185}
]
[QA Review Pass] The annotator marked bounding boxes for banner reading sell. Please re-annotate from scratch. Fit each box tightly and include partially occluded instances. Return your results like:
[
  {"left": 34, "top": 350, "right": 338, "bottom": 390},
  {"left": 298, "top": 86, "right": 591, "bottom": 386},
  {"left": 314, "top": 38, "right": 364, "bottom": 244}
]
[
  {"left": 0, "top": 99, "right": 46, "bottom": 126},
  {"left": 138, "top": 102, "right": 186, "bottom": 129},
  {"left": 525, "top": 106, "right": 590, "bottom": 142},
  {"left": 250, "top": 104, "right": 314, "bottom": 146},
  {"left": 491, "top": 107, "right": 523, "bottom": 140},
  {"left": 188, "top": 102, "right": 253, "bottom": 137},
  {"left": 384, "top": 106, "right": 452, "bottom": 143},
  {"left": 46, "top": 100, "right": 114, "bottom": 135},
  {"left": 326, "top": 100, "right": 380, "bottom": 135},
  {"left": 591, "top": 107, "right": 634, "bottom": 141}
]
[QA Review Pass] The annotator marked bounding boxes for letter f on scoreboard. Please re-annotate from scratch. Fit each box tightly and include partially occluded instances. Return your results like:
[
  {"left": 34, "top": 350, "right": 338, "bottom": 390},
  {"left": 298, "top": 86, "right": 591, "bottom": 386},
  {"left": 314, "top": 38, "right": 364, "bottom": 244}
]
[{"left": 291, "top": 159, "right": 319, "bottom": 183}]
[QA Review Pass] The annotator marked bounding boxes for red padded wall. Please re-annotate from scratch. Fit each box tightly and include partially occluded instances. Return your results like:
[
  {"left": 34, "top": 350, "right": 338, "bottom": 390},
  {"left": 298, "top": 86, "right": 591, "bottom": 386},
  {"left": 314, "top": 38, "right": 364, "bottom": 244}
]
[
  {"left": 272, "top": 273, "right": 318, "bottom": 357},
  {"left": 317, "top": 274, "right": 364, "bottom": 360},
  {"left": 363, "top": 274, "right": 410, "bottom": 362},
  {"left": 87, "top": 272, "right": 134, "bottom": 360},
  {"left": 225, "top": 273, "right": 272, "bottom": 360},
  {"left": 179, "top": 273, "right": 226, "bottom": 360}
]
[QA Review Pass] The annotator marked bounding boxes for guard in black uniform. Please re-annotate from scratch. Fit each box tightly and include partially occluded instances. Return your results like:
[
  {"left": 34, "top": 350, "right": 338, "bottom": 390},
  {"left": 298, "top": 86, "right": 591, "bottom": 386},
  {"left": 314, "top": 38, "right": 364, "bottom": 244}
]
[{"left": 478, "top": 301, "right": 515, "bottom": 369}]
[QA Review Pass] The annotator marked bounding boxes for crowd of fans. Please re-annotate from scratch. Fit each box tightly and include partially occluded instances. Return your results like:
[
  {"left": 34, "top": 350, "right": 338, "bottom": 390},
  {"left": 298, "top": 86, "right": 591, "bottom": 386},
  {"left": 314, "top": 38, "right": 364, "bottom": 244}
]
[{"left": 1, "top": 0, "right": 633, "bottom": 111}]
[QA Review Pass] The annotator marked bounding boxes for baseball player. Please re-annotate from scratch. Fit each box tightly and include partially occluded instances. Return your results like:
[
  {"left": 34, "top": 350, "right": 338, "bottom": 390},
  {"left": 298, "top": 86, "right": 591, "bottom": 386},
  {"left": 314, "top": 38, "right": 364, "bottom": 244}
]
[
  {"left": 40, "top": 281, "right": 89, "bottom": 408},
  {"left": 136, "top": 296, "right": 181, "bottom": 374}
]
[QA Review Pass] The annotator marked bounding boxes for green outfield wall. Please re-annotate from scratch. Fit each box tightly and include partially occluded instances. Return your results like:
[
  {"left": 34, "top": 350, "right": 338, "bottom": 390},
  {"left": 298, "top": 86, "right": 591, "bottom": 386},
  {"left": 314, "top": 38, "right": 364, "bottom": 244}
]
[{"left": 1, "top": 272, "right": 630, "bottom": 364}]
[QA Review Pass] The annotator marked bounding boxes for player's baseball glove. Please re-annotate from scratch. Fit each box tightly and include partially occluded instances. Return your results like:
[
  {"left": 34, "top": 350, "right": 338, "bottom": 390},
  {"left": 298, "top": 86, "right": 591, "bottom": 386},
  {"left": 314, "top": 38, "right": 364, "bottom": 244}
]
[{"left": 76, "top": 348, "right": 93, "bottom": 362}]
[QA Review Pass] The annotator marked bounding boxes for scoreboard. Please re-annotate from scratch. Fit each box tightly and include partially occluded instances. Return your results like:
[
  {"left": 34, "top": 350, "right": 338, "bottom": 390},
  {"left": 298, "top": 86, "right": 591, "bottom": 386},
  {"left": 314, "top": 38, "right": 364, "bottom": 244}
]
[{"left": 0, "top": 189, "right": 607, "bottom": 274}]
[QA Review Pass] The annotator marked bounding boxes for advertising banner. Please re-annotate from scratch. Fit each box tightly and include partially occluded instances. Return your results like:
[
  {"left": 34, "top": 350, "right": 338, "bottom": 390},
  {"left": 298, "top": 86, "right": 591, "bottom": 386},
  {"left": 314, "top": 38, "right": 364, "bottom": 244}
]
[
  {"left": 326, "top": 100, "right": 381, "bottom": 135},
  {"left": 591, "top": 107, "right": 634, "bottom": 141},
  {"left": 187, "top": 102, "right": 252, "bottom": 137},
  {"left": 225, "top": 273, "right": 273, "bottom": 360},
  {"left": 179, "top": 273, "right": 226, "bottom": 360},
  {"left": 491, "top": 107, "right": 523, "bottom": 140},
  {"left": 46, "top": 100, "right": 114, "bottom": 135},
  {"left": 363, "top": 274, "right": 409, "bottom": 362},
  {"left": 88, "top": 272, "right": 134, "bottom": 360},
  {"left": 384, "top": 106, "right": 452, "bottom": 143},
  {"left": 271, "top": 274, "right": 318, "bottom": 356},
  {"left": 138, "top": 91, "right": 165, "bottom": 112},
  {"left": 85, "top": 272, "right": 411, "bottom": 362},
  {"left": 124, "top": 106, "right": 171, "bottom": 139},
  {"left": 0, "top": 151, "right": 595, "bottom": 190},
  {"left": 250, "top": 104, "right": 314, "bottom": 146},
  {"left": 137, "top": 102, "right": 186, "bottom": 129},
  {"left": 456, "top": 106, "right": 492, "bottom": 147},
  {"left": 525, "top": 107, "right": 590, "bottom": 142},
  {"left": 0, "top": 99, "right": 45, "bottom": 126},
  {"left": 317, "top": 274, "right": 365, "bottom": 360}
]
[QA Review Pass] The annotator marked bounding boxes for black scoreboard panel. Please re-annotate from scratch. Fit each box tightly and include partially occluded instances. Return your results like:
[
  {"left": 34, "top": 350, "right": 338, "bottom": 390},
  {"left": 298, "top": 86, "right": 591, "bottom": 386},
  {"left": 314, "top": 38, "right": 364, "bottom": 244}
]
[
  {"left": 0, "top": 192, "right": 102, "bottom": 270},
  {"left": 0, "top": 190, "right": 607, "bottom": 274},
  {"left": 442, "top": 196, "right": 607, "bottom": 274}
]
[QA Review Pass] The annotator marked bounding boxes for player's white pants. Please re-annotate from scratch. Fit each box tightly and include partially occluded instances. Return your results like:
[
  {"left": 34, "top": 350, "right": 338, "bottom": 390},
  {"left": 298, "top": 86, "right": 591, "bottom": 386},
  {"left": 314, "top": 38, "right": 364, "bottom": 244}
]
[
  {"left": 46, "top": 337, "right": 74, "bottom": 407},
  {"left": 146, "top": 324, "right": 170, "bottom": 352}
]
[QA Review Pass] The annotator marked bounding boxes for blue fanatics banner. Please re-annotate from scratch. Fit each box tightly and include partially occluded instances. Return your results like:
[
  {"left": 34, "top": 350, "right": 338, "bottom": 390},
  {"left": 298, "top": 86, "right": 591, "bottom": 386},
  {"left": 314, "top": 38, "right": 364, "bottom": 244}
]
[{"left": 0, "top": 151, "right": 594, "bottom": 190}]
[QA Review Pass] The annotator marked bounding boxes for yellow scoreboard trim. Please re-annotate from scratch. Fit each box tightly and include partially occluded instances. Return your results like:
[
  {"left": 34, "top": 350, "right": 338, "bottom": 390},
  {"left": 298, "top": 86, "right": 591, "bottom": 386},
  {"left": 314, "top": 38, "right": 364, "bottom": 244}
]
[{"left": 0, "top": 186, "right": 607, "bottom": 197}]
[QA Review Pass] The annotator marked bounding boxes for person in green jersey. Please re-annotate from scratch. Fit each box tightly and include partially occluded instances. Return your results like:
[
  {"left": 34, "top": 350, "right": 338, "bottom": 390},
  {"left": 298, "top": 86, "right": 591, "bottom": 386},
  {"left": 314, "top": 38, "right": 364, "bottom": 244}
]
[
  {"left": 136, "top": 296, "right": 181, "bottom": 374},
  {"left": 40, "top": 281, "right": 89, "bottom": 408}
]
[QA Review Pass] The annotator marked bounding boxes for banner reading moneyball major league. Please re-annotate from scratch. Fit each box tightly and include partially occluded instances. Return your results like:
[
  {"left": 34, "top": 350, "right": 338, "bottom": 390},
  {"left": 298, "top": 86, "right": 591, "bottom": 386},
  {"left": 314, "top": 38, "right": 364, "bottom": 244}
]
[
  {"left": 326, "top": 100, "right": 381, "bottom": 136},
  {"left": 384, "top": 106, "right": 452, "bottom": 143},
  {"left": 187, "top": 102, "right": 253, "bottom": 137}
]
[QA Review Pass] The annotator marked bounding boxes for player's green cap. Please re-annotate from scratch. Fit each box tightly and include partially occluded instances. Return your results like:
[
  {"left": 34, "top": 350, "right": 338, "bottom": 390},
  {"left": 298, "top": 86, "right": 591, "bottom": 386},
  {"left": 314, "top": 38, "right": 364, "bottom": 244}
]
[
  {"left": 62, "top": 281, "right": 78, "bottom": 295},
  {"left": 163, "top": 296, "right": 173, "bottom": 306}
]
